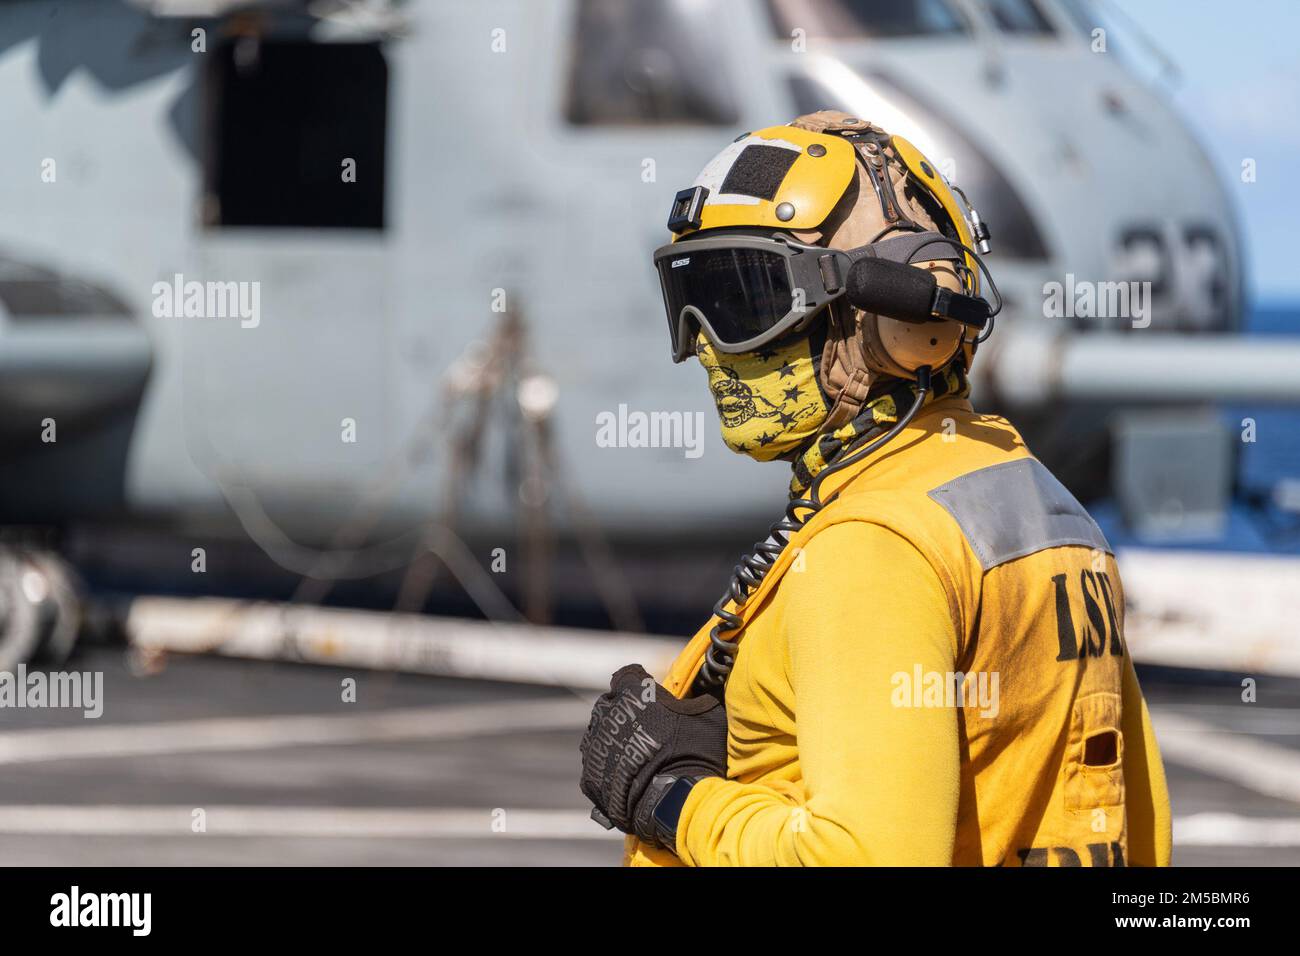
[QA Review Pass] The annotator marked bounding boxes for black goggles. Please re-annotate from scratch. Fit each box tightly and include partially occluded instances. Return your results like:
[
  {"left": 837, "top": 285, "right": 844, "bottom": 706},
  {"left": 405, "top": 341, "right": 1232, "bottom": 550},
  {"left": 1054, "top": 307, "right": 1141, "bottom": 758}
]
[{"left": 653, "top": 231, "right": 969, "bottom": 363}]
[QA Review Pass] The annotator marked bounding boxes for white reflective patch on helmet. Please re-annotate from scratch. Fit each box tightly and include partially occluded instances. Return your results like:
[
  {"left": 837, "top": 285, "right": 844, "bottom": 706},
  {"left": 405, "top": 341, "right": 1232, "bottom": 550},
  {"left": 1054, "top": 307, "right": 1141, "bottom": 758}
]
[{"left": 693, "top": 135, "right": 803, "bottom": 207}]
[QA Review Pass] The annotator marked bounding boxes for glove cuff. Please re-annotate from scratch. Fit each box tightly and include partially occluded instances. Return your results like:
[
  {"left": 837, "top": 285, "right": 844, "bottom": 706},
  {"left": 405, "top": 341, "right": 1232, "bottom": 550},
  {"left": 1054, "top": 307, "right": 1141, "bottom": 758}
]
[{"left": 635, "top": 773, "right": 705, "bottom": 849}]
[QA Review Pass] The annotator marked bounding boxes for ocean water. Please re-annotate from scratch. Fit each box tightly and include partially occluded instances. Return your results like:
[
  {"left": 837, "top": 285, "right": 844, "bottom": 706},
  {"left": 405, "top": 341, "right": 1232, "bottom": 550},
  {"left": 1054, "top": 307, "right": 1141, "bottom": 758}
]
[{"left": 1092, "top": 304, "right": 1300, "bottom": 554}]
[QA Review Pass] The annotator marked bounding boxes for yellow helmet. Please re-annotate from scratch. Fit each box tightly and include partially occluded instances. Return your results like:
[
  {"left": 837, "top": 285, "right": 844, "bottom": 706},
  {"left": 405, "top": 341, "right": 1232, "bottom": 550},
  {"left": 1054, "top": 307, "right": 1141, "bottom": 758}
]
[{"left": 661, "top": 111, "right": 995, "bottom": 425}]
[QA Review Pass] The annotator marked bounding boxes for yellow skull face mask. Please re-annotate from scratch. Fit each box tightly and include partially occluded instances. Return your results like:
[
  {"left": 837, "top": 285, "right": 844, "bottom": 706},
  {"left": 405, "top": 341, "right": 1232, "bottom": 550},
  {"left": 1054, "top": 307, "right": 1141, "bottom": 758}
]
[{"left": 694, "top": 328, "right": 831, "bottom": 461}]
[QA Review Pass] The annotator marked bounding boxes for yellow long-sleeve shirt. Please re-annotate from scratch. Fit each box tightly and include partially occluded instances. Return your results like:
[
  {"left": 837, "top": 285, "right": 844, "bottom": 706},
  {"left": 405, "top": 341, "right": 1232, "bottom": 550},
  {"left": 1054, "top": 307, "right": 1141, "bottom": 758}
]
[{"left": 625, "top": 397, "right": 1172, "bottom": 867}]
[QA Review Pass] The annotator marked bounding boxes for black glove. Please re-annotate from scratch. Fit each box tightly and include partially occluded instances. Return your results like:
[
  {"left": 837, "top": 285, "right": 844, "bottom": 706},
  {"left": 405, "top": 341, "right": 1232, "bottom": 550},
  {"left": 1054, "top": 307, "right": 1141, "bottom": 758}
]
[{"left": 579, "top": 664, "right": 727, "bottom": 847}]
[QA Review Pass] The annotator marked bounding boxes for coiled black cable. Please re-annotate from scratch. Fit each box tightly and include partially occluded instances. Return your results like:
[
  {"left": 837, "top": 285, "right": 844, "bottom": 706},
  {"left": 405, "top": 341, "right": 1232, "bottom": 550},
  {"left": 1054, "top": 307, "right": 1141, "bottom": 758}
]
[{"left": 692, "top": 365, "right": 934, "bottom": 694}]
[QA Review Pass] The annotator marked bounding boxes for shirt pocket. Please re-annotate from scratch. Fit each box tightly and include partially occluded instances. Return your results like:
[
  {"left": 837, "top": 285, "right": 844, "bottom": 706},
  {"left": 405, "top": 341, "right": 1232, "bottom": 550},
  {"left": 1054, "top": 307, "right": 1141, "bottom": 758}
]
[{"left": 1063, "top": 691, "right": 1125, "bottom": 811}]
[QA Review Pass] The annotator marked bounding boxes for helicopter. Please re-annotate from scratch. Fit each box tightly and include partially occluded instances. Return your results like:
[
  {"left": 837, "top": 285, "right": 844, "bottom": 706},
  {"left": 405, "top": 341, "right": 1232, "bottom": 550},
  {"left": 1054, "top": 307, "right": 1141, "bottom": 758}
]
[{"left": 1, "top": 0, "right": 1296, "bottom": 664}]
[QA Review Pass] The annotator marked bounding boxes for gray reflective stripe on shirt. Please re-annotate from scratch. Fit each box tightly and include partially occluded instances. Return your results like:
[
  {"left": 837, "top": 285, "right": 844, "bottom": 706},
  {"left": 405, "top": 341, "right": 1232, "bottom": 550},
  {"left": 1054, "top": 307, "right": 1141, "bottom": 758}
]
[{"left": 927, "top": 458, "right": 1112, "bottom": 571}]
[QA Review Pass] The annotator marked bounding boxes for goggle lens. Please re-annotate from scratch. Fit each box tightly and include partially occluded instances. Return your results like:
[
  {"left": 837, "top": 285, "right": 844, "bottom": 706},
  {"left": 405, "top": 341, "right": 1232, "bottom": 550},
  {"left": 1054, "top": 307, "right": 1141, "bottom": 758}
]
[{"left": 657, "top": 247, "right": 793, "bottom": 354}]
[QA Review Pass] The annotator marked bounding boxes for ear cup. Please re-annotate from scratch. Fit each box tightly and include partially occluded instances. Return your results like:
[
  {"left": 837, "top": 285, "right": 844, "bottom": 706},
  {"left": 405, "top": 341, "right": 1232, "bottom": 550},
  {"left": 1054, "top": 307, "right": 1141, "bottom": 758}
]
[
  {"left": 866, "top": 314, "right": 964, "bottom": 375},
  {"left": 857, "top": 260, "right": 966, "bottom": 376}
]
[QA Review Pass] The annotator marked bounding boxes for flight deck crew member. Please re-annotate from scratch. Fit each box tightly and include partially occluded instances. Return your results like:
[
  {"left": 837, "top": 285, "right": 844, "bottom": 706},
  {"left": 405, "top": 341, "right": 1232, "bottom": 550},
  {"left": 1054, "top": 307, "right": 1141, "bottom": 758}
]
[{"left": 578, "top": 112, "right": 1171, "bottom": 867}]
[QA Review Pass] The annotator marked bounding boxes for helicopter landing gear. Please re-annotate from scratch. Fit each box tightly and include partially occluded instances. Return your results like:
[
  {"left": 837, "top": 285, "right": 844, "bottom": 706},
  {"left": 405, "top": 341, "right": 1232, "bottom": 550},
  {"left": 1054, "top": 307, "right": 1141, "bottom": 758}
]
[{"left": 0, "top": 546, "right": 83, "bottom": 672}]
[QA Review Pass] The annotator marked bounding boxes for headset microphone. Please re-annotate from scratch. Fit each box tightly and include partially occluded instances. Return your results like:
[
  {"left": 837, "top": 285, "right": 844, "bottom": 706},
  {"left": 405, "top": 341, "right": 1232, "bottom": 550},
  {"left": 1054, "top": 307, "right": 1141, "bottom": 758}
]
[{"left": 845, "top": 258, "right": 989, "bottom": 330}]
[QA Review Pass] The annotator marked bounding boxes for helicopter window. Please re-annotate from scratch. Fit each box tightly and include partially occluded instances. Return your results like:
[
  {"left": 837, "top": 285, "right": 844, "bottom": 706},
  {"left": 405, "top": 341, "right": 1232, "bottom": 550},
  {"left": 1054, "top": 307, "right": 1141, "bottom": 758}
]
[
  {"left": 981, "top": 0, "right": 1057, "bottom": 35},
  {"left": 787, "top": 72, "right": 1049, "bottom": 261},
  {"left": 565, "top": 0, "right": 739, "bottom": 125},
  {"left": 203, "top": 40, "right": 388, "bottom": 229},
  {"left": 764, "top": 0, "right": 970, "bottom": 40}
]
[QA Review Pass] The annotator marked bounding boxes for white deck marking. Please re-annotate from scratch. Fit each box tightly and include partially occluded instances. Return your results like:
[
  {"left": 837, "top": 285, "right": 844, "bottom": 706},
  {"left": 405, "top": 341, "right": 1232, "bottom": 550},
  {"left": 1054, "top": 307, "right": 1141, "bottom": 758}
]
[
  {"left": 1152, "top": 710, "right": 1300, "bottom": 805},
  {"left": 1, "top": 805, "right": 1292, "bottom": 848},
  {"left": 1154, "top": 704, "right": 1300, "bottom": 735},
  {"left": 0, "top": 805, "right": 623, "bottom": 839},
  {"left": 1173, "top": 813, "right": 1300, "bottom": 848},
  {"left": 0, "top": 697, "right": 592, "bottom": 766}
]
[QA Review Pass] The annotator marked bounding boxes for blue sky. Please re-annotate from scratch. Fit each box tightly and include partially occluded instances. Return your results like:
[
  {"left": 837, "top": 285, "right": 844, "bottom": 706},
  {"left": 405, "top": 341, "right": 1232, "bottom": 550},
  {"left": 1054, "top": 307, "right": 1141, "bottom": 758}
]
[{"left": 1117, "top": 0, "right": 1300, "bottom": 303}]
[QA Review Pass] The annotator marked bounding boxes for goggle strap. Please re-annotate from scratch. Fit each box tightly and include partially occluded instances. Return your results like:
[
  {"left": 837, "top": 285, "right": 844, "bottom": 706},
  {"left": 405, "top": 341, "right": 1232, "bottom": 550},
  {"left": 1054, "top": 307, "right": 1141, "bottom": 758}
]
[
  {"left": 874, "top": 231, "right": 964, "bottom": 264},
  {"left": 840, "top": 231, "right": 964, "bottom": 267}
]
